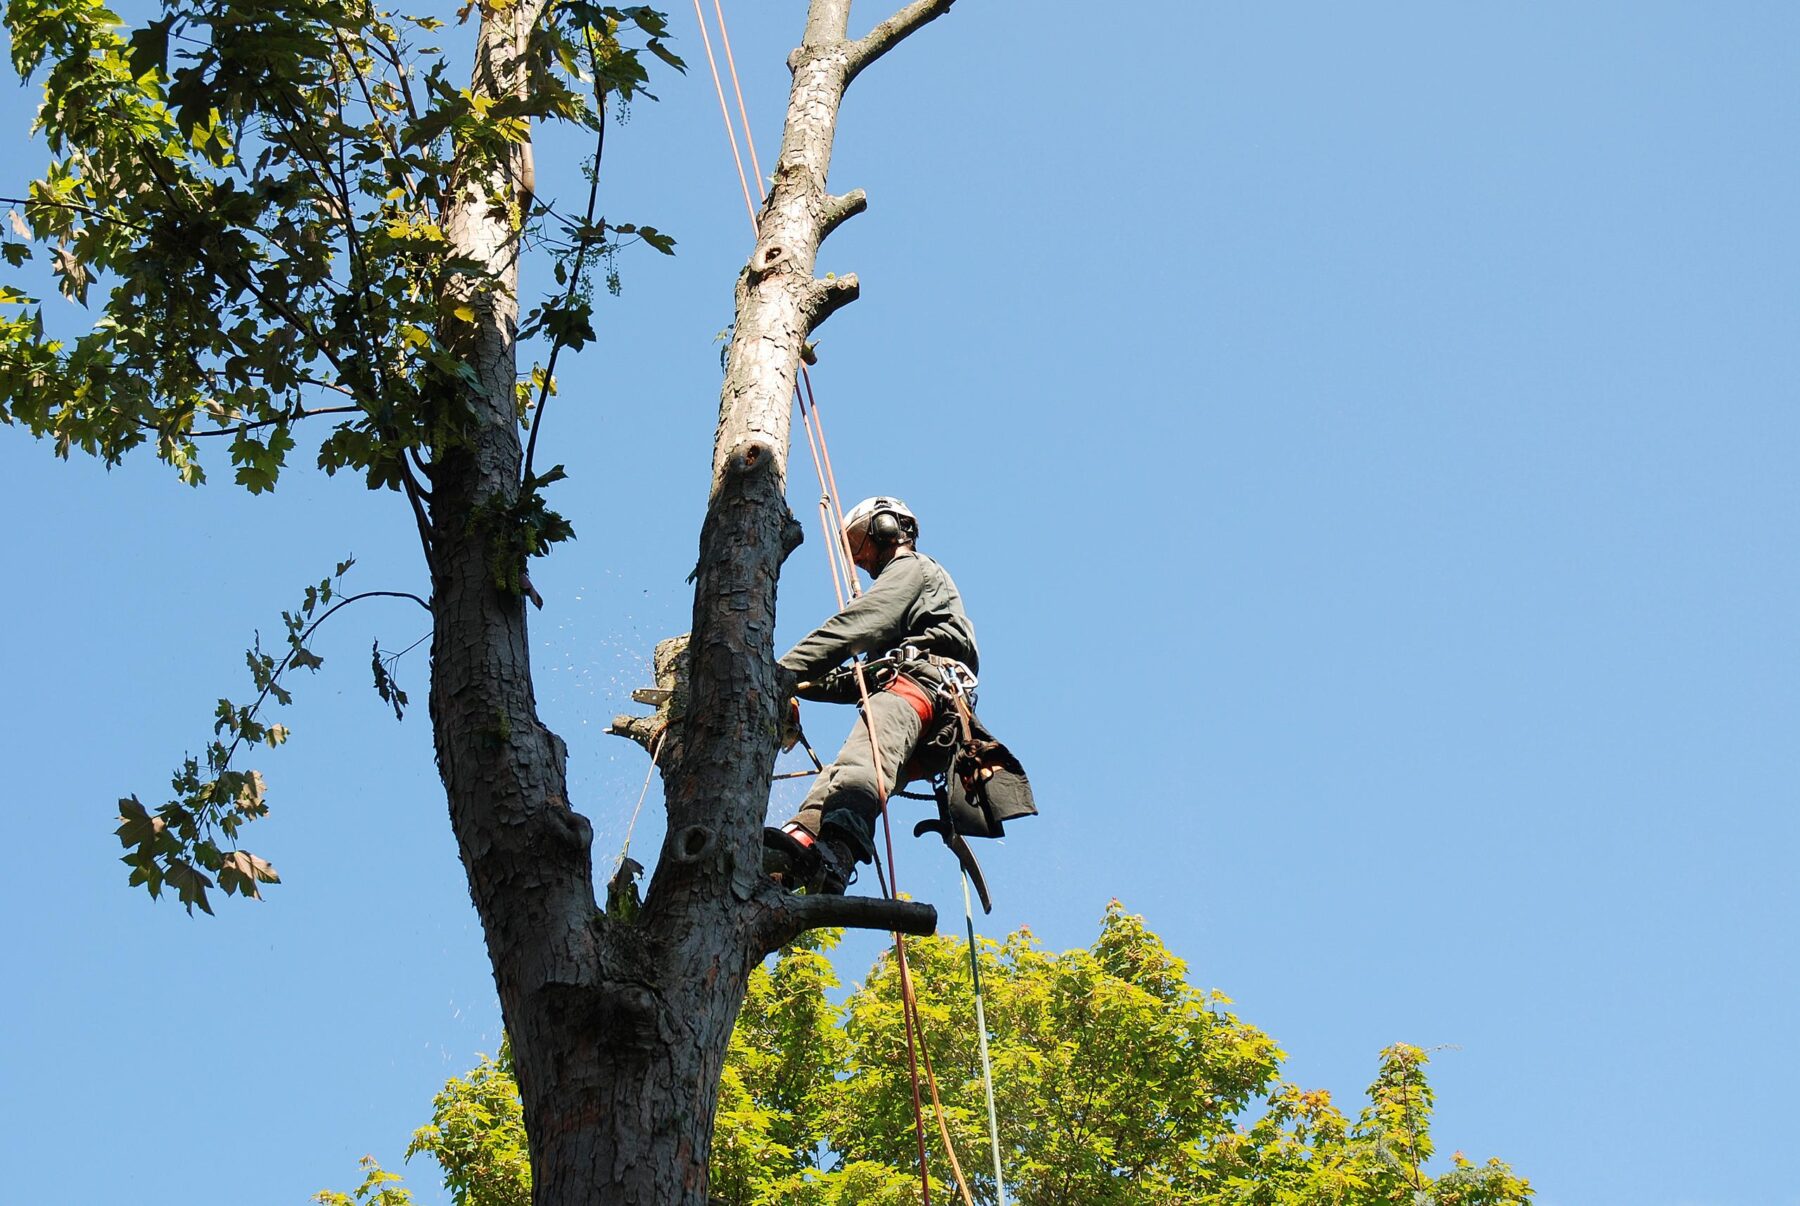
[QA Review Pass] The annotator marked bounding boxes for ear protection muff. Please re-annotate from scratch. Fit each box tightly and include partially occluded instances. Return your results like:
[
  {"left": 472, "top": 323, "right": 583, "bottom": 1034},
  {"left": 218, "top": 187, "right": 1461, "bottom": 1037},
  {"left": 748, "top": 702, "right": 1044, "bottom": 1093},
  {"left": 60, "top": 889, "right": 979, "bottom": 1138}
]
[
  {"left": 843, "top": 495, "right": 918, "bottom": 553},
  {"left": 869, "top": 508, "right": 904, "bottom": 545}
]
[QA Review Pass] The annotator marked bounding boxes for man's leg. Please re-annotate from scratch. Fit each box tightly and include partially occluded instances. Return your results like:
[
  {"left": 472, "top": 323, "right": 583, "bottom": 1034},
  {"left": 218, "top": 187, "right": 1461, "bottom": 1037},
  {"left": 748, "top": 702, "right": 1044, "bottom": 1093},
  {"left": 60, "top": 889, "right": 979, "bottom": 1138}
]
[{"left": 777, "top": 691, "right": 923, "bottom": 876}]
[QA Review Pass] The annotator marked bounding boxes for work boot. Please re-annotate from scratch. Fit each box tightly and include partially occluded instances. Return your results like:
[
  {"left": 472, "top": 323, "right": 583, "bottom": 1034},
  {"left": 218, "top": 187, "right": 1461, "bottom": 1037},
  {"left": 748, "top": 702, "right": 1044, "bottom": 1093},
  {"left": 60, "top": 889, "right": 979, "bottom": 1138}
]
[
  {"left": 762, "top": 823, "right": 858, "bottom": 895},
  {"left": 812, "top": 827, "right": 861, "bottom": 895}
]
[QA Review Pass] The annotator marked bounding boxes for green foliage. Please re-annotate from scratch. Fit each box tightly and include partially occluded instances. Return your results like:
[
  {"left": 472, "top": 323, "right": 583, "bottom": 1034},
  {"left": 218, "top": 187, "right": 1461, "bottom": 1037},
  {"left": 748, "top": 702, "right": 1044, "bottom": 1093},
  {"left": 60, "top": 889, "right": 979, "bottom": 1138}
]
[
  {"left": 1, "top": 0, "right": 681, "bottom": 491},
  {"left": 314, "top": 1155, "right": 417, "bottom": 1206},
  {"left": 712, "top": 929, "right": 850, "bottom": 1202},
  {"left": 316, "top": 1045, "right": 527, "bottom": 1206},
  {"left": 406, "top": 1041, "right": 531, "bottom": 1206},
  {"left": 111, "top": 557, "right": 432, "bottom": 912},
  {"left": 326, "top": 905, "right": 1532, "bottom": 1206},
  {"left": 3, "top": 0, "right": 680, "bottom": 905},
  {"left": 477, "top": 462, "right": 576, "bottom": 598},
  {"left": 370, "top": 636, "right": 411, "bottom": 721},
  {"left": 825, "top": 902, "right": 1282, "bottom": 1206}
]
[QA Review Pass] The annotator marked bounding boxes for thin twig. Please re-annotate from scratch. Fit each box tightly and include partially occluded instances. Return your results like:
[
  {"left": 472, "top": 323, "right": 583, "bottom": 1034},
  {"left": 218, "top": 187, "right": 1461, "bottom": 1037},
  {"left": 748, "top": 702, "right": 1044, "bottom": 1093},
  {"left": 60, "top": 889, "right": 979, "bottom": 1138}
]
[
  {"left": 521, "top": 32, "right": 609, "bottom": 485},
  {"left": 399, "top": 462, "right": 436, "bottom": 559},
  {"left": 172, "top": 405, "right": 362, "bottom": 437},
  {"left": 332, "top": 25, "right": 423, "bottom": 205},
  {"left": 405, "top": 445, "right": 435, "bottom": 493},
  {"left": 380, "top": 628, "right": 433, "bottom": 662},
  {"left": 218, "top": 588, "right": 432, "bottom": 771},
  {"left": 367, "top": 23, "right": 423, "bottom": 126},
  {"left": 0, "top": 195, "right": 150, "bottom": 233}
]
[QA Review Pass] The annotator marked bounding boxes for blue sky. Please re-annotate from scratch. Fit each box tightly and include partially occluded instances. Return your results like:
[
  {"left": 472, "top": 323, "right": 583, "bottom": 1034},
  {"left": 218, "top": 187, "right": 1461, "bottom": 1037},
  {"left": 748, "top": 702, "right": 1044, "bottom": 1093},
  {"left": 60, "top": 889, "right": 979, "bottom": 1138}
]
[{"left": 3, "top": 2, "right": 1796, "bottom": 1203}]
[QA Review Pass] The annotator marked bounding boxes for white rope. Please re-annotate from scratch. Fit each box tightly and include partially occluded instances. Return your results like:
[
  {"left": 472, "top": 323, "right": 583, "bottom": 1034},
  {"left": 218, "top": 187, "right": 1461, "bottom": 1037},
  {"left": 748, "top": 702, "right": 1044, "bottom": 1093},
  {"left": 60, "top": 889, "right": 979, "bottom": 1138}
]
[
  {"left": 617, "top": 731, "right": 664, "bottom": 867},
  {"left": 963, "top": 871, "right": 1007, "bottom": 1206}
]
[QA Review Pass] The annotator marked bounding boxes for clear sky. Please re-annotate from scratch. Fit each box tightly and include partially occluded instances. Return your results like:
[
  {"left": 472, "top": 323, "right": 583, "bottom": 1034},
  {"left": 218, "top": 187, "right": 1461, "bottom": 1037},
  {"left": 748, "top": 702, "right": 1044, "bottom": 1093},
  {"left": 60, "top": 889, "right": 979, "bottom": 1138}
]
[{"left": 3, "top": 3, "right": 1795, "bottom": 1204}]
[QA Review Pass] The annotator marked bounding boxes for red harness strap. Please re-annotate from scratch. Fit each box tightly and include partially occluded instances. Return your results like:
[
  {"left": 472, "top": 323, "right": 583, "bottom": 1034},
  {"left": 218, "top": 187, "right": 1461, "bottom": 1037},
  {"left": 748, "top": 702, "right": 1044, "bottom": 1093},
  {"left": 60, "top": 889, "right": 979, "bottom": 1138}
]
[{"left": 885, "top": 673, "right": 936, "bottom": 725}]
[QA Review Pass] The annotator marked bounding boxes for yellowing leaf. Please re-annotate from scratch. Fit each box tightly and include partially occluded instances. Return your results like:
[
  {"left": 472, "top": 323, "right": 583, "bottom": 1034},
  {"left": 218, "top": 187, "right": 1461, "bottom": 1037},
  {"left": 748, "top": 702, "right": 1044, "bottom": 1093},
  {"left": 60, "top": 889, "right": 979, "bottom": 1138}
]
[{"left": 453, "top": 304, "right": 476, "bottom": 323}]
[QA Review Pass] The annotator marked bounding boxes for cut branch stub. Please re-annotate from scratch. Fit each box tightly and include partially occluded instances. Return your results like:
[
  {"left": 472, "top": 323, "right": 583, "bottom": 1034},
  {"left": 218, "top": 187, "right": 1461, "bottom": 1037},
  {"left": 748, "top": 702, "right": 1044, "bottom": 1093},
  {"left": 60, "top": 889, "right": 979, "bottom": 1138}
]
[
  {"left": 819, "top": 188, "right": 868, "bottom": 243},
  {"left": 754, "top": 888, "right": 939, "bottom": 954},
  {"left": 803, "top": 273, "right": 860, "bottom": 330},
  {"left": 609, "top": 633, "right": 690, "bottom": 762}
]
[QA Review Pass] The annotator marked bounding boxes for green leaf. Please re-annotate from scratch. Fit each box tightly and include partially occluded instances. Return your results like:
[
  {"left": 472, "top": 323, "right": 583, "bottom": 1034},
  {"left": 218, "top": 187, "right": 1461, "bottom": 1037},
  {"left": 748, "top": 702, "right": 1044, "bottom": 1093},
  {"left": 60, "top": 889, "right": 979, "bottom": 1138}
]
[
  {"left": 126, "top": 16, "right": 174, "bottom": 80},
  {"left": 635, "top": 225, "right": 675, "bottom": 255},
  {"left": 230, "top": 424, "right": 296, "bottom": 494}
]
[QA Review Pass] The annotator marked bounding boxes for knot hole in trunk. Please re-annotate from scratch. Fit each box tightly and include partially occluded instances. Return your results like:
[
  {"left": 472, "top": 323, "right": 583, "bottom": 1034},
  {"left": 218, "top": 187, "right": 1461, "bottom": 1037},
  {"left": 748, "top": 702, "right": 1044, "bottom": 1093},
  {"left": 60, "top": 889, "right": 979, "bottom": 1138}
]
[
  {"left": 672, "top": 824, "right": 716, "bottom": 864},
  {"left": 729, "top": 439, "right": 775, "bottom": 479}
]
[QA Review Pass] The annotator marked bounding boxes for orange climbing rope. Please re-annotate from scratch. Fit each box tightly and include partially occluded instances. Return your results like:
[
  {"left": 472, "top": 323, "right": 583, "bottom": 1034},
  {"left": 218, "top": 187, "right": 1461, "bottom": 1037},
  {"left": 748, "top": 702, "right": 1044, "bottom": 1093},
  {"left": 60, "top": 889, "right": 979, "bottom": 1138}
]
[
  {"left": 690, "top": 7, "right": 969, "bottom": 1202},
  {"left": 690, "top": 0, "right": 758, "bottom": 228}
]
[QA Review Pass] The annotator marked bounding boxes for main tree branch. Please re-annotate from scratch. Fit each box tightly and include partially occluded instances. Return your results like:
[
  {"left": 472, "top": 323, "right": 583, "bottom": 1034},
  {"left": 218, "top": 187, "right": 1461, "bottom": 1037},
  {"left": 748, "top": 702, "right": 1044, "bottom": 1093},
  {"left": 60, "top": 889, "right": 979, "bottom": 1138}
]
[{"left": 845, "top": 0, "right": 956, "bottom": 83}]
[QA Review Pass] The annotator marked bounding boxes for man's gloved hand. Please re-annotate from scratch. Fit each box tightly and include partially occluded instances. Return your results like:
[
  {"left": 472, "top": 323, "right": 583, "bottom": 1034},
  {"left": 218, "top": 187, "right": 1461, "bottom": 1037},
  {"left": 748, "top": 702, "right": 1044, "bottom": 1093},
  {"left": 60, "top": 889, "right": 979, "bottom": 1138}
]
[{"left": 797, "top": 664, "right": 863, "bottom": 704}]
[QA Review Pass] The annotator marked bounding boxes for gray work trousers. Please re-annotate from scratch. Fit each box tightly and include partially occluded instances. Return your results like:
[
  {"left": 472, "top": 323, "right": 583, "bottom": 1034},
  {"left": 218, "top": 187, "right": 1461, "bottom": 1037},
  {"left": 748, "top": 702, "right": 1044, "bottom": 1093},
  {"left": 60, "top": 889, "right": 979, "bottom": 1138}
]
[{"left": 787, "top": 689, "right": 925, "bottom": 861}]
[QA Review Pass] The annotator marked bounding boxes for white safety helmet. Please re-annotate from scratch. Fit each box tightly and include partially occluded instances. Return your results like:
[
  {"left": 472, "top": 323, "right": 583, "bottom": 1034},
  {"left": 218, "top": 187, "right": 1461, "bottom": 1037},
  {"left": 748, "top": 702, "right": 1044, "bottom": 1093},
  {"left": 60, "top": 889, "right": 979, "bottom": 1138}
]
[{"left": 841, "top": 496, "right": 918, "bottom": 549}]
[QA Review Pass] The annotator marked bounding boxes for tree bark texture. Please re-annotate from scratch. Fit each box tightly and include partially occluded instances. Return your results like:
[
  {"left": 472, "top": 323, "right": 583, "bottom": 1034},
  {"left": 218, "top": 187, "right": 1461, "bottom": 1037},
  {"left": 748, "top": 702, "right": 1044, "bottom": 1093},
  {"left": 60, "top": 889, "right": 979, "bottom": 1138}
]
[{"left": 425, "top": 3, "right": 950, "bottom": 1203}]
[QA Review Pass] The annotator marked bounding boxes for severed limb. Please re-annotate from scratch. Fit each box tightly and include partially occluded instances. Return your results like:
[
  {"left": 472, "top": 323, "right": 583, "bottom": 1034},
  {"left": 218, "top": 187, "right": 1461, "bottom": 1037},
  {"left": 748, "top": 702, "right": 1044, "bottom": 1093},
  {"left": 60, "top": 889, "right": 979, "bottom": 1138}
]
[{"left": 754, "top": 889, "right": 937, "bottom": 954}]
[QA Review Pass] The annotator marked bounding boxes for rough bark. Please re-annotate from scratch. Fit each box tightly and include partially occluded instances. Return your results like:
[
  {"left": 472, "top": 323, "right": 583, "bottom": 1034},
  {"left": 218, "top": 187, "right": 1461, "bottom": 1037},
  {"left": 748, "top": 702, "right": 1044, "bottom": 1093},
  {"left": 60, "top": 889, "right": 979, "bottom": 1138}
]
[{"left": 424, "top": 2, "right": 950, "bottom": 1203}]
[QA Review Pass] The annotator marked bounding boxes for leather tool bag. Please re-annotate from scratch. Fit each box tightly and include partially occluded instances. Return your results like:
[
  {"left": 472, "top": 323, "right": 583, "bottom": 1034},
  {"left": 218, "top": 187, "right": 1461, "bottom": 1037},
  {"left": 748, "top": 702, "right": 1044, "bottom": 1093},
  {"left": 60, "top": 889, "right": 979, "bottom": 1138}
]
[{"left": 936, "top": 709, "right": 1036, "bottom": 839}]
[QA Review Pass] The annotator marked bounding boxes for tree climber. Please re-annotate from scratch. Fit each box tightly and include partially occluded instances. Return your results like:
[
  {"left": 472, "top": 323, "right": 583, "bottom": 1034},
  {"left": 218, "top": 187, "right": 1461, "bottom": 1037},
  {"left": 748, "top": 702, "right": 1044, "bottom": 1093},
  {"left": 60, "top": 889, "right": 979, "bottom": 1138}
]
[{"left": 764, "top": 496, "right": 983, "bottom": 895}]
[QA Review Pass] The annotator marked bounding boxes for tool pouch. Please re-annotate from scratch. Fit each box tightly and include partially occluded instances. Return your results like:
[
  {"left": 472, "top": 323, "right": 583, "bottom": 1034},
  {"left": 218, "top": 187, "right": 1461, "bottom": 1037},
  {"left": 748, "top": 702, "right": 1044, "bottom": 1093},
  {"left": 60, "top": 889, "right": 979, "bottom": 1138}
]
[{"left": 934, "top": 713, "right": 1036, "bottom": 839}]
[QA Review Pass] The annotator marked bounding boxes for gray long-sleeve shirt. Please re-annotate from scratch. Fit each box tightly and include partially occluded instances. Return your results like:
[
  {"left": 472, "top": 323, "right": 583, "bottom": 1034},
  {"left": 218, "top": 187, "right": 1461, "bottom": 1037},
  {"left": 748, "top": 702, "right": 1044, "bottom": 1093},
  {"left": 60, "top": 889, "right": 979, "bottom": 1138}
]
[{"left": 778, "top": 549, "right": 979, "bottom": 682}]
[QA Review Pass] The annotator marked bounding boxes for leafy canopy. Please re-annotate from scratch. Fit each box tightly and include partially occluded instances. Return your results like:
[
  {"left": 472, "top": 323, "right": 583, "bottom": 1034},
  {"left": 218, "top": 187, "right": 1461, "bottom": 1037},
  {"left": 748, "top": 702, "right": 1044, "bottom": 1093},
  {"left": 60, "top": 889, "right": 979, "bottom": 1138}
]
[
  {"left": 321, "top": 904, "right": 1534, "bottom": 1206},
  {"left": 1, "top": 0, "right": 682, "bottom": 910},
  {"left": 3, "top": 0, "right": 677, "bottom": 487}
]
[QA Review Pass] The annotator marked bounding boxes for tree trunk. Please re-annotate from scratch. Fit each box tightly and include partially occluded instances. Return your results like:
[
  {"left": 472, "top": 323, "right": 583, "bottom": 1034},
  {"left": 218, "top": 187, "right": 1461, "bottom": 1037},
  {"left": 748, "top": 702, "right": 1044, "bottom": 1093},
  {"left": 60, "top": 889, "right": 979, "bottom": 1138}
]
[{"left": 428, "top": 2, "right": 951, "bottom": 1203}]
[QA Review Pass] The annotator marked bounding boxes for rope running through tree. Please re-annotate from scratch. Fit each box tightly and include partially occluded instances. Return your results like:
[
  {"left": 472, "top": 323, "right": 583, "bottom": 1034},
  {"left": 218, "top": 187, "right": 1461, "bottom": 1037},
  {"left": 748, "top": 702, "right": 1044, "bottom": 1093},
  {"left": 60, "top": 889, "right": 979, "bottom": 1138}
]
[{"left": 688, "top": 7, "right": 1006, "bottom": 1201}]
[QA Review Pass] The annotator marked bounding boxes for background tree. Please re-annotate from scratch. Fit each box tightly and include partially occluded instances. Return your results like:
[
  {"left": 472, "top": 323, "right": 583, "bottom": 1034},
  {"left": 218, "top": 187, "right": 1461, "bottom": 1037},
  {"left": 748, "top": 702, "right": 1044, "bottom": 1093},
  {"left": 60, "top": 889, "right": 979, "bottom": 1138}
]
[
  {"left": 2, "top": 0, "right": 957, "bottom": 1200},
  {"left": 323, "top": 905, "right": 1535, "bottom": 1206}
]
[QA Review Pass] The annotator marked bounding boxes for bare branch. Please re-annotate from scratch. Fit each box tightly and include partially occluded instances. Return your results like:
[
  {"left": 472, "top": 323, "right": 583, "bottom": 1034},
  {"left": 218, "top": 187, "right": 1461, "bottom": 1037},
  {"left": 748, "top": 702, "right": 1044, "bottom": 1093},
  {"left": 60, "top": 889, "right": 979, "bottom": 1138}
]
[
  {"left": 819, "top": 188, "right": 867, "bottom": 244},
  {"left": 803, "top": 0, "right": 854, "bottom": 46},
  {"left": 757, "top": 890, "right": 938, "bottom": 953},
  {"left": 845, "top": 0, "right": 956, "bottom": 84},
  {"left": 406, "top": 445, "right": 435, "bottom": 492},
  {"left": 802, "top": 273, "right": 860, "bottom": 331}
]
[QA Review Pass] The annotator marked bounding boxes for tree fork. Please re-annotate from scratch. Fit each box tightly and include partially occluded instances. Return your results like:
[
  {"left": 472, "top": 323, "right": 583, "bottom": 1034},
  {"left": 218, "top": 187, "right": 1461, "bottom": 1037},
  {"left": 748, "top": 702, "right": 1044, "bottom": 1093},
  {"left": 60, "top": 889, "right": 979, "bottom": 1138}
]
[{"left": 427, "top": 1, "right": 957, "bottom": 1202}]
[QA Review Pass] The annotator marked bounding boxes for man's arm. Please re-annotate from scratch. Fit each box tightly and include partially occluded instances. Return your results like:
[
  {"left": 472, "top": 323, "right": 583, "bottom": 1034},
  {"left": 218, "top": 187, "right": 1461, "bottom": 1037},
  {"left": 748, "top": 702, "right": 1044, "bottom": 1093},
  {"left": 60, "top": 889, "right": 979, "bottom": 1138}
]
[{"left": 778, "top": 554, "right": 923, "bottom": 682}]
